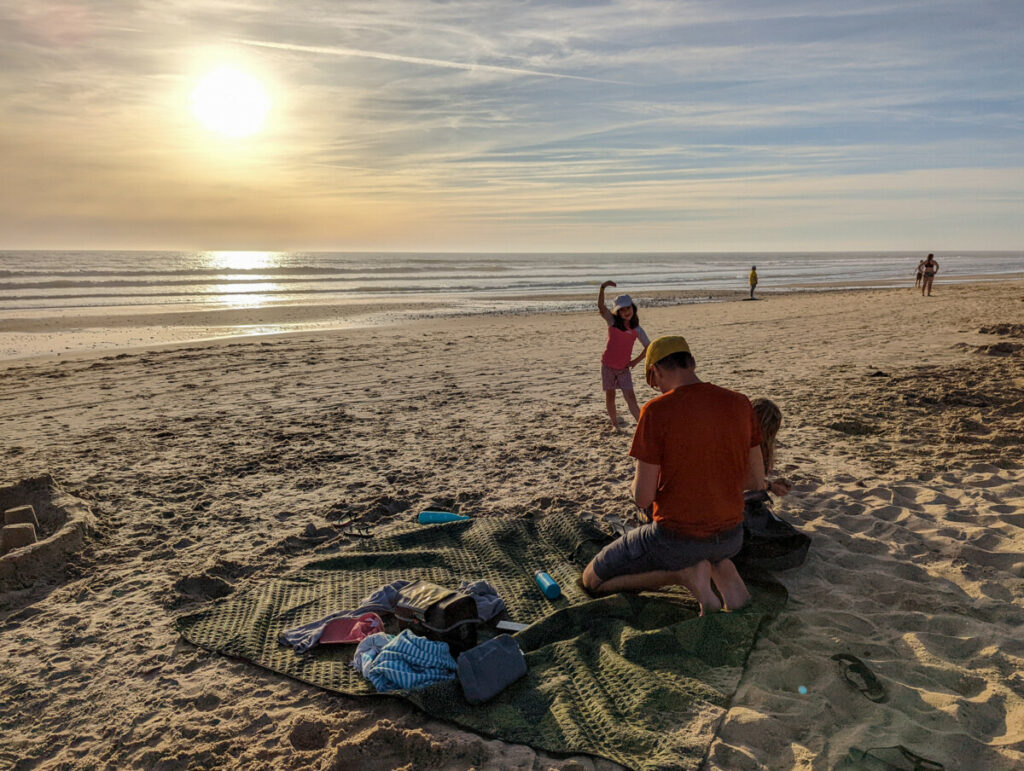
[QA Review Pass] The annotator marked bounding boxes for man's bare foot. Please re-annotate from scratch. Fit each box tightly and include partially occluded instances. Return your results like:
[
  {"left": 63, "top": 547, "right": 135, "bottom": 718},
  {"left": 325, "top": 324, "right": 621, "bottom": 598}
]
[
  {"left": 710, "top": 559, "right": 751, "bottom": 611},
  {"left": 677, "top": 560, "right": 722, "bottom": 615}
]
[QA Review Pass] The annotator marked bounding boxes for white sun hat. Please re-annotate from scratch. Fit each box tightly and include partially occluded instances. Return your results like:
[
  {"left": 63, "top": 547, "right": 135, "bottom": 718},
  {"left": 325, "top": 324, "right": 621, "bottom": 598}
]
[{"left": 612, "top": 294, "right": 634, "bottom": 312}]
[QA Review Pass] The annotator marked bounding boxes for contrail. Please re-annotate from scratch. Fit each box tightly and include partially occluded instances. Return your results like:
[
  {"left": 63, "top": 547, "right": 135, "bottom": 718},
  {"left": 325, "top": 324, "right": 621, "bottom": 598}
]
[{"left": 235, "top": 39, "right": 630, "bottom": 85}]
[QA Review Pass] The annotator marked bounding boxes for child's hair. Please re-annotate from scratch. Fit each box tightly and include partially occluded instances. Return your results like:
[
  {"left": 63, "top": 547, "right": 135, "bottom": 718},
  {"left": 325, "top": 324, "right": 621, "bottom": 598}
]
[
  {"left": 612, "top": 303, "right": 639, "bottom": 331},
  {"left": 752, "top": 398, "right": 782, "bottom": 472}
]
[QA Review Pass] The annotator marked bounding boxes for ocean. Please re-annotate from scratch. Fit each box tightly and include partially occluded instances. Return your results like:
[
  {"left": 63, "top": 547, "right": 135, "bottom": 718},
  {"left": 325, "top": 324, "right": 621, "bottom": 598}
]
[{"left": 1, "top": 251, "right": 1021, "bottom": 314}]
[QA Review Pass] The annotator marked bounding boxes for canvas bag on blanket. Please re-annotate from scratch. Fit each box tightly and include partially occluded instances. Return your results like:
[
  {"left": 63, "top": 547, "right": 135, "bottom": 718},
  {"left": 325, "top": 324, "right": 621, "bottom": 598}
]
[
  {"left": 394, "top": 580, "right": 481, "bottom": 653},
  {"left": 457, "top": 634, "right": 528, "bottom": 704}
]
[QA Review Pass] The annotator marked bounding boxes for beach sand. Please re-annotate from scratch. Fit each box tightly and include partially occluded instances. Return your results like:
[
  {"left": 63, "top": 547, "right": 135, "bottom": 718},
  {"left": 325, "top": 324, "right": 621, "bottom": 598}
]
[{"left": 1, "top": 281, "right": 1022, "bottom": 769}]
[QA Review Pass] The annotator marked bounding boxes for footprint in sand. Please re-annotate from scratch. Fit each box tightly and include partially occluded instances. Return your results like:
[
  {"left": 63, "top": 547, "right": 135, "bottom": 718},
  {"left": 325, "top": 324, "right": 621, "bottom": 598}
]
[
  {"left": 289, "top": 718, "right": 330, "bottom": 751},
  {"left": 173, "top": 573, "right": 232, "bottom": 600},
  {"left": 998, "top": 512, "right": 1024, "bottom": 527},
  {"left": 871, "top": 505, "right": 908, "bottom": 523}
]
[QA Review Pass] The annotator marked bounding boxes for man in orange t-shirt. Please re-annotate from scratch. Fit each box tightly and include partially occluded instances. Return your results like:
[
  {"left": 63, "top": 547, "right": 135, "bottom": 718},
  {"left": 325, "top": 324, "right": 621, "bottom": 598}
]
[{"left": 582, "top": 336, "right": 766, "bottom": 614}]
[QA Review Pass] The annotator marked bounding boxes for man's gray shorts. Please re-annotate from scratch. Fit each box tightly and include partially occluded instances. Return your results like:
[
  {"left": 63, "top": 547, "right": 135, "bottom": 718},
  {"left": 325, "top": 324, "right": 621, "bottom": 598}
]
[{"left": 591, "top": 522, "right": 743, "bottom": 582}]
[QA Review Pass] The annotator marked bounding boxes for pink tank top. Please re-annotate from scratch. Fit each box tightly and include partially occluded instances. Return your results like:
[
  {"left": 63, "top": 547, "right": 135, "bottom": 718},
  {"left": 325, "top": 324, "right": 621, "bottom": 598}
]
[{"left": 602, "top": 326, "right": 639, "bottom": 369}]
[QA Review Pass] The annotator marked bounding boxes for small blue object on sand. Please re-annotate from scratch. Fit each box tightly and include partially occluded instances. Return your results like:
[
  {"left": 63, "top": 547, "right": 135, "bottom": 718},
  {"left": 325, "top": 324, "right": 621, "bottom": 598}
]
[
  {"left": 534, "top": 571, "right": 561, "bottom": 600},
  {"left": 417, "top": 511, "right": 470, "bottom": 524},
  {"left": 798, "top": 685, "right": 808, "bottom": 695}
]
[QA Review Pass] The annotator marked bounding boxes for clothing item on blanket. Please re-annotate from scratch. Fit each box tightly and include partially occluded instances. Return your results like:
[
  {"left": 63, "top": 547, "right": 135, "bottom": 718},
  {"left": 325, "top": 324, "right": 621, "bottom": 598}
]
[
  {"left": 352, "top": 629, "right": 458, "bottom": 693},
  {"left": 279, "top": 578, "right": 505, "bottom": 653},
  {"left": 352, "top": 632, "right": 394, "bottom": 677},
  {"left": 457, "top": 579, "right": 506, "bottom": 621},
  {"left": 319, "top": 612, "right": 385, "bottom": 645},
  {"left": 278, "top": 579, "right": 412, "bottom": 653}
]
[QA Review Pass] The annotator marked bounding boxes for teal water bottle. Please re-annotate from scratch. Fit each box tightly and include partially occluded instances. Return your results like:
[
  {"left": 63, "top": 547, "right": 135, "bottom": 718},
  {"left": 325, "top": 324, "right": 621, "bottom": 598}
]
[
  {"left": 534, "top": 571, "right": 561, "bottom": 600},
  {"left": 417, "top": 511, "right": 470, "bottom": 524}
]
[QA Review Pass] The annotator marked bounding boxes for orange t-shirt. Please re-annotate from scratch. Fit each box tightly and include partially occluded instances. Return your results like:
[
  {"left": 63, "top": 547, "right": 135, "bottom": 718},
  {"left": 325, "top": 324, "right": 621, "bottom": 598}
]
[{"left": 629, "top": 382, "right": 761, "bottom": 539}]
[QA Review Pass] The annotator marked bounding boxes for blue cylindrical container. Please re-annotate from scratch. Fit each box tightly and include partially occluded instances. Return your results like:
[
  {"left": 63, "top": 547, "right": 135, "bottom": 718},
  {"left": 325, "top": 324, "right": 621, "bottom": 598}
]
[
  {"left": 417, "top": 511, "right": 470, "bottom": 524},
  {"left": 534, "top": 571, "right": 561, "bottom": 600}
]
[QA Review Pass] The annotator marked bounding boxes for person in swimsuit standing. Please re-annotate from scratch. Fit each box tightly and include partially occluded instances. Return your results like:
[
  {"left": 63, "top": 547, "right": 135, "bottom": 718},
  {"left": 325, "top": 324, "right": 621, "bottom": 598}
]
[{"left": 921, "top": 254, "right": 939, "bottom": 297}]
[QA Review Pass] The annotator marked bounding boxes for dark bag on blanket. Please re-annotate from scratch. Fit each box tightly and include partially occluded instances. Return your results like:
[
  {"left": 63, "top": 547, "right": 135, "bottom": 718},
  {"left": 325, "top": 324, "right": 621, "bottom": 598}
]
[
  {"left": 458, "top": 634, "right": 527, "bottom": 704},
  {"left": 734, "top": 492, "right": 810, "bottom": 572},
  {"left": 395, "top": 581, "right": 480, "bottom": 653}
]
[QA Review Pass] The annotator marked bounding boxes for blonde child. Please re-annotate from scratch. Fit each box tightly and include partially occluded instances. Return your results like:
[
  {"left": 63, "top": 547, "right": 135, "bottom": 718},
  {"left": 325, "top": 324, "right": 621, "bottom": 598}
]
[
  {"left": 751, "top": 398, "right": 792, "bottom": 497},
  {"left": 735, "top": 398, "right": 809, "bottom": 572},
  {"left": 597, "top": 280, "right": 650, "bottom": 429}
]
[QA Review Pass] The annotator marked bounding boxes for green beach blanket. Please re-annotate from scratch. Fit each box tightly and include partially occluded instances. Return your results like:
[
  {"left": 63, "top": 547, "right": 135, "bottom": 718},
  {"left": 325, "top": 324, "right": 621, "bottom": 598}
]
[{"left": 177, "top": 512, "right": 786, "bottom": 770}]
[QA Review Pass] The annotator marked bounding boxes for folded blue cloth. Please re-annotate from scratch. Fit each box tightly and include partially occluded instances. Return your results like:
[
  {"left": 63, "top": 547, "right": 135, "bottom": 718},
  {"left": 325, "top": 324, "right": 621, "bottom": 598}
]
[{"left": 354, "top": 629, "right": 458, "bottom": 692}]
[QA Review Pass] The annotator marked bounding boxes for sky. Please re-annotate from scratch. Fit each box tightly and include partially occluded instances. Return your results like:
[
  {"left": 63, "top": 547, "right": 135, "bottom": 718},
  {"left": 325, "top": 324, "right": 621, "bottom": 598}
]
[{"left": 1, "top": 0, "right": 1022, "bottom": 252}]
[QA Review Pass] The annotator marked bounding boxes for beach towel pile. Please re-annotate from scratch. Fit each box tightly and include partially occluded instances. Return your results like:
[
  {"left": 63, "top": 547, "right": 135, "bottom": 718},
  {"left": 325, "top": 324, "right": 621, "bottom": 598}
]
[
  {"left": 352, "top": 630, "right": 458, "bottom": 692},
  {"left": 177, "top": 511, "right": 786, "bottom": 771},
  {"left": 278, "top": 578, "right": 504, "bottom": 653}
]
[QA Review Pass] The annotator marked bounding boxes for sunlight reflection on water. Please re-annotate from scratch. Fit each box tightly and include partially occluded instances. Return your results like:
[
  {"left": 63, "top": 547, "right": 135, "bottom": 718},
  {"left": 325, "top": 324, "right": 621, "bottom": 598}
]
[
  {"left": 201, "top": 252, "right": 284, "bottom": 308},
  {"left": 206, "top": 286, "right": 280, "bottom": 305},
  {"left": 202, "top": 250, "right": 284, "bottom": 271}
]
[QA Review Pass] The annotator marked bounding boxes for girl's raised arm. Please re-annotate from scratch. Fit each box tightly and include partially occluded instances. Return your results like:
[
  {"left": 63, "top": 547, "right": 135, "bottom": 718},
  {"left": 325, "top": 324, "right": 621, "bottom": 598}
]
[{"left": 598, "top": 280, "right": 616, "bottom": 322}]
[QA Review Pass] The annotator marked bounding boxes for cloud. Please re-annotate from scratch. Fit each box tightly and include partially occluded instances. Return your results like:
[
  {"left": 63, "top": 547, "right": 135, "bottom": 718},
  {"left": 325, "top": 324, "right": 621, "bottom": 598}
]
[
  {"left": 1, "top": 0, "right": 1022, "bottom": 249},
  {"left": 234, "top": 39, "right": 632, "bottom": 84}
]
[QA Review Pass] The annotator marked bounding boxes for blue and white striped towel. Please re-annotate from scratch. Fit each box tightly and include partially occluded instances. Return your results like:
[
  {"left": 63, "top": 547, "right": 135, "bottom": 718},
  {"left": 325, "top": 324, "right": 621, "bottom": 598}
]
[{"left": 354, "top": 629, "right": 458, "bottom": 692}]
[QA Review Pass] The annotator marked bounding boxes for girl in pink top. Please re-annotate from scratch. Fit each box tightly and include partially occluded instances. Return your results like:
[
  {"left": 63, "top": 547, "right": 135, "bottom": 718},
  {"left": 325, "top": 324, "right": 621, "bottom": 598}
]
[{"left": 598, "top": 280, "right": 650, "bottom": 429}]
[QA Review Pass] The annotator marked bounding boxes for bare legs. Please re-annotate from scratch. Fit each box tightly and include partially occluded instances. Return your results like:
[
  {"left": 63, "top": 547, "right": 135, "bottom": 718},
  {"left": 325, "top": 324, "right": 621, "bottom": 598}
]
[
  {"left": 676, "top": 560, "right": 722, "bottom": 615},
  {"left": 605, "top": 389, "right": 641, "bottom": 428},
  {"left": 922, "top": 275, "right": 934, "bottom": 296},
  {"left": 582, "top": 558, "right": 750, "bottom": 616},
  {"left": 622, "top": 389, "right": 641, "bottom": 421},
  {"left": 709, "top": 559, "right": 751, "bottom": 611},
  {"left": 604, "top": 390, "right": 618, "bottom": 428}
]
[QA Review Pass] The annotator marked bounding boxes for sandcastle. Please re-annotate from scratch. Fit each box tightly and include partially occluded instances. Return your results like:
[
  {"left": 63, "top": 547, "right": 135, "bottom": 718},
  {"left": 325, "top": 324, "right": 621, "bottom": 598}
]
[{"left": 0, "top": 475, "right": 95, "bottom": 593}]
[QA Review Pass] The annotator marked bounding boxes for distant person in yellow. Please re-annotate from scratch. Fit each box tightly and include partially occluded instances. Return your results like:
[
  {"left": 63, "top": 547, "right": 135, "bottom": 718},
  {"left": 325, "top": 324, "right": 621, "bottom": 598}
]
[
  {"left": 748, "top": 265, "right": 758, "bottom": 299},
  {"left": 921, "top": 254, "right": 939, "bottom": 297}
]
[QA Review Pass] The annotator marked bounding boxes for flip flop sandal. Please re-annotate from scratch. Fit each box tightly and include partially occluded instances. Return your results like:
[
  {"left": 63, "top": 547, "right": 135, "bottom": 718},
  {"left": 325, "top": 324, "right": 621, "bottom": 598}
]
[
  {"left": 832, "top": 653, "right": 888, "bottom": 703},
  {"left": 339, "top": 523, "right": 376, "bottom": 538},
  {"left": 845, "top": 744, "right": 944, "bottom": 770}
]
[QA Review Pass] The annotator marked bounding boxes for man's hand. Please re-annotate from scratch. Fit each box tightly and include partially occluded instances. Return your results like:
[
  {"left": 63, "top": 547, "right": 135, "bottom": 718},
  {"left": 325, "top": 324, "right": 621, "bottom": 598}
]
[
  {"left": 601, "top": 280, "right": 617, "bottom": 289},
  {"left": 767, "top": 478, "right": 792, "bottom": 496}
]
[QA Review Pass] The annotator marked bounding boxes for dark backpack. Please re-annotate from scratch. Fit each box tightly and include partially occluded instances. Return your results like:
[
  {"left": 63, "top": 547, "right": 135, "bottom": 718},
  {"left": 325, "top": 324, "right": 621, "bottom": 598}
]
[
  {"left": 734, "top": 492, "right": 810, "bottom": 572},
  {"left": 394, "top": 580, "right": 481, "bottom": 654}
]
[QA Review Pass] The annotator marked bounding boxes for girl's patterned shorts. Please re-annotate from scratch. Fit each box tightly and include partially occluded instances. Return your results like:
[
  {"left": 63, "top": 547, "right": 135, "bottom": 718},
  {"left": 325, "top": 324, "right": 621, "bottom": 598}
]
[{"left": 601, "top": 364, "right": 634, "bottom": 391}]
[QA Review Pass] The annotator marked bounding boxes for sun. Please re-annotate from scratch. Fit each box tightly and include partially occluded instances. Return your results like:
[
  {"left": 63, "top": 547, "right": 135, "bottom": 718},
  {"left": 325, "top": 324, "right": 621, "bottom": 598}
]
[{"left": 191, "top": 67, "right": 270, "bottom": 138}]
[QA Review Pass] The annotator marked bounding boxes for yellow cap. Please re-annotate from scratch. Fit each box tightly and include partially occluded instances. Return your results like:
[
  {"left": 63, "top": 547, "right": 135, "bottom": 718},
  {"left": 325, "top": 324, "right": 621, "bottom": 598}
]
[{"left": 644, "top": 335, "right": 691, "bottom": 379}]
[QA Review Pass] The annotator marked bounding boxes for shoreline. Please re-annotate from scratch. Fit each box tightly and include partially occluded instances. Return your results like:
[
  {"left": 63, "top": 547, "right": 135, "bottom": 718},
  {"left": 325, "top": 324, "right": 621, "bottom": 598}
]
[{"left": 4, "top": 274, "right": 1022, "bottom": 365}]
